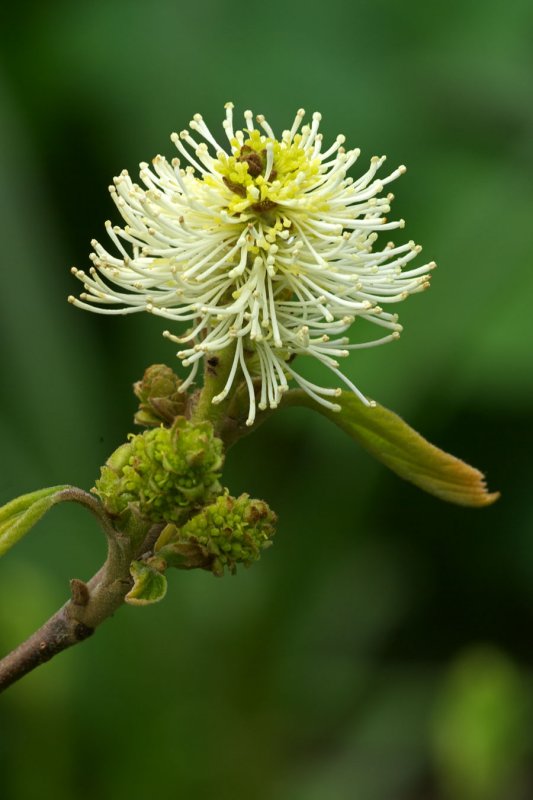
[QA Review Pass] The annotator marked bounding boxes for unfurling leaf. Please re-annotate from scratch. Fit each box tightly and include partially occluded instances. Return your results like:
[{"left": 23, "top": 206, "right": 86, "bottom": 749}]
[
  {"left": 289, "top": 391, "right": 499, "bottom": 507},
  {"left": 0, "top": 486, "right": 70, "bottom": 557},
  {"left": 125, "top": 560, "right": 167, "bottom": 606}
]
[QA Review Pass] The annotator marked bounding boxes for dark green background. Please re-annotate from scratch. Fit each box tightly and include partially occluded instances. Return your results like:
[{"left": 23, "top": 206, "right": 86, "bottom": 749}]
[{"left": 1, "top": 1, "right": 532, "bottom": 798}]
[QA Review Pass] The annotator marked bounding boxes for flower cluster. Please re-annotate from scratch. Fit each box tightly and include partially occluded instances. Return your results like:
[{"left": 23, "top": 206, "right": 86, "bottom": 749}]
[
  {"left": 70, "top": 105, "right": 434, "bottom": 425},
  {"left": 155, "top": 492, "right": 277, "bottom": 576},
  {"left": 94, "top": 417, "right": 223, "bottom": 523}
]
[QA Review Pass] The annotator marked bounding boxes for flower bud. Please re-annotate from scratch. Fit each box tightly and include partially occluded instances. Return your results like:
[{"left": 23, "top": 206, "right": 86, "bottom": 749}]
[
  {"left": 133, "top": 364, "right": 187, "bottom": 427},
  {"left": 93, "top": 417, "right": 224, "bottom": 524},
  {"left": 156, "top": 493, "right": 276, "bottom": 576}
]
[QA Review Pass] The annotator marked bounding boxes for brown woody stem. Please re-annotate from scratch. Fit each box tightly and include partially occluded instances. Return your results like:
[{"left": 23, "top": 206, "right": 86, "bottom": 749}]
[
  {"left": 0, "top": 502, "right": 161, "bottom": 694},
  {"left": 0, "top": 355, "right": 247, "bottom": 694}
]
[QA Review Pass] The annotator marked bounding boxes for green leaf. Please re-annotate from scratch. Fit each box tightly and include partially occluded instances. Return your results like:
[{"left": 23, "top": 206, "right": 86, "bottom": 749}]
[
  {"left": 433, "top": 648, "right": 527, "bottom": 799},
  {"left": 125, "top": 560, "right": 167, "bottom": 606},
  {"left": 0, "top": 485, "right": 70, "bottom": 557},
  {"left": 285, "top": 391, "right": 499, "bottom": 507}
]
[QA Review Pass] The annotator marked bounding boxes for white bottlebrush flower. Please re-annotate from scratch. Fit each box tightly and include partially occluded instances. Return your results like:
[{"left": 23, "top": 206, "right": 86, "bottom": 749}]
[{"left": 70, "top": 104, "right": 435, "bottom": 425}]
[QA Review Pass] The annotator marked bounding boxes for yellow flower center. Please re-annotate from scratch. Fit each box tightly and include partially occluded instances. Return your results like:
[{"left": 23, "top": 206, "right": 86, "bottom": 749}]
[{"left": 207, "top": 129, "right": 321, "bottom": 216}]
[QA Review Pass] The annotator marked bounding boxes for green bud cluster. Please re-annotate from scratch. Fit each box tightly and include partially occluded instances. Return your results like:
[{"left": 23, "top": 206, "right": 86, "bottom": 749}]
[
  {"left": 93, "top": 417, "right": 224, "bottom": 524},
  {"left": 156, "top": 493, "right": 277, "bottom": 576},
  {"left": 133, "top": 364, "right": 187, "bottom": 427}
]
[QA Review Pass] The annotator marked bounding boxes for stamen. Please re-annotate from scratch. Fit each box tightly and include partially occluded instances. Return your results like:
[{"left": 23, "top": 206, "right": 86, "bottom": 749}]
[
  {"left": 244, "top": 110, "right": 254, "bottom": 132},
  {"left": 263, "top": 142, "right": 275, "bottom": 182},
  {"left": 71, "top": 104, "right": 434, "bottom": 425},
  {"left": 288, "top": 108, "right": 305, "bottom": 142},
  {"left": 212, "top": 340, "right": 242, "bottom": 404},
  {"left": 256, "top": 114, "right": 275, "bottom": 139}
]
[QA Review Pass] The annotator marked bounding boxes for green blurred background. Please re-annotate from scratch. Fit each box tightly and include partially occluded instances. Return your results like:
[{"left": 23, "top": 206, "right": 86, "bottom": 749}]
[{"left": 1, "top": 1, "right": 532, "bottom": 798}]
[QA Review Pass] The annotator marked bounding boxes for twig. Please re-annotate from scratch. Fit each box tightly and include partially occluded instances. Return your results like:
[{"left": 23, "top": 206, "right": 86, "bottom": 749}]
[{"left": 0, "top": 514, "right": 161, "bottom": 694}]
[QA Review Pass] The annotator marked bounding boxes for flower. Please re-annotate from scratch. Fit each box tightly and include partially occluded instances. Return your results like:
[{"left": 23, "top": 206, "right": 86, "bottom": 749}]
[
  {"left": 70, "top": 104, "right": 435, "bottom": 425},
  {"left": 155, "top": 492, "right": 277, "bottom": 576},
  {"left": 93, "top": 416, "right": 224, "bottom": 523}
]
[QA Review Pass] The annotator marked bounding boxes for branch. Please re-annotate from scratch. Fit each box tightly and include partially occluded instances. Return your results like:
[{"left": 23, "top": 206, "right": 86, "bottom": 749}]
[
  {"left": 0, "top": 515, "right": 162, "bottom": 694},
  {"left": 0, "top": 373, "right": 250, "bottom": 693}
]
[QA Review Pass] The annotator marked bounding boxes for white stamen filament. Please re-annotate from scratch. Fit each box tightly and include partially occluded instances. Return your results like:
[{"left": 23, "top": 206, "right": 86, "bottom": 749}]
[{"left": 71, "top": 105, "right": 433, "bottom": 420}]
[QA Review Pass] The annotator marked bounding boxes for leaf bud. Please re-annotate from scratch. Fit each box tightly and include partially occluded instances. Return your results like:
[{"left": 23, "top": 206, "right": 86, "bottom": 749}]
[{"left": 133, "top": 364, "right": 187, "bottom": 427}]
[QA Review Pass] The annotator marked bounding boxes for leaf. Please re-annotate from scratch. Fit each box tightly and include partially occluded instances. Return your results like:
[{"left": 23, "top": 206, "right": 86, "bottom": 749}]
[
  {"left": 0, "top": 485, "right": 70, "bottom": 557},
  {"left": 286, "top": 391, "right": 499, "bottom": 507},
  {"left": 432, "top": 647, "right": 527, "bottom": 799},
  {"left": 125, "top": 561, "right": 167, "bottom": 606}
]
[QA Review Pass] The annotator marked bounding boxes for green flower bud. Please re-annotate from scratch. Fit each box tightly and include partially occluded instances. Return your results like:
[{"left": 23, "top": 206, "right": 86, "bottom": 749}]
[
  {"left": 156, "top": 493, "right": 277, "bottom": 576},
  {"left": 93, "top": 417, "right": 224, "bottom": 524},
  {"left": 133, "top": 364, "right": 187, "bottom": 427}
]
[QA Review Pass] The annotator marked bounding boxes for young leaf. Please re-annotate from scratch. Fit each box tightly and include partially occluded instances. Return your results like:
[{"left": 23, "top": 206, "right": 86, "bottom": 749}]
[
  {"left": 0, "top": 486, "right": 70, "bottom": 557},
  {"left": 125, "top": 561, "right": 167, "bottom": 606},
  {"left": 286, "top": 391, "right": 499, "bottom": 507}
]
